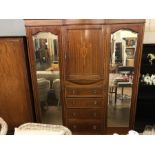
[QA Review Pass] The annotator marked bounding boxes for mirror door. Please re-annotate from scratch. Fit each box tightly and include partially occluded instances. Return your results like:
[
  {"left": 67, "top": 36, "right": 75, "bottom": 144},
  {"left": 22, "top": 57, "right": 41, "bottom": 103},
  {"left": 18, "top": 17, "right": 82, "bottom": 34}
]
[
  {"left": 108, "top": 29, "right": 138, "bottom": 128},
  {"left": 32, "top": 31, "right": 62, "bottom": 125}
]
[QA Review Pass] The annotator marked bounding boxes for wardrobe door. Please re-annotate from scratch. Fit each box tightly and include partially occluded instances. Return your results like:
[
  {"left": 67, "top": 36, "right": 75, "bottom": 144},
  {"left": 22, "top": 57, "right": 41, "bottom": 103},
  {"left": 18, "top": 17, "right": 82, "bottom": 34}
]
[
  {"left": 64, "top": 25, "right": 105, "bottom": 84},
  {"left": 0, "top": 38, "right": 34, "bottom": 133},
  {"left": 106, "top": 24, "right": 145, "bottom": 134},
  {"left": 26, "top": 26, "right": 62, "bottom": 124}
]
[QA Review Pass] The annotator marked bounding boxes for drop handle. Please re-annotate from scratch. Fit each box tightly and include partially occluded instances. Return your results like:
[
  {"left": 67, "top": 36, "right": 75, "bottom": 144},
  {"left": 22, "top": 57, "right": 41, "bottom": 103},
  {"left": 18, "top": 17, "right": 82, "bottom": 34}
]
[
  {"left": 92, "top": 125, "right": 97, "bottom": 130},
  {"left": 93, "top": 90, "right": 97, "bottom": 94},
  {"left": 94, "top": 101, "right": 97, "bottom": 105},
  {"left": 72, "top": 90, "right": 75, "bottom": 95}
]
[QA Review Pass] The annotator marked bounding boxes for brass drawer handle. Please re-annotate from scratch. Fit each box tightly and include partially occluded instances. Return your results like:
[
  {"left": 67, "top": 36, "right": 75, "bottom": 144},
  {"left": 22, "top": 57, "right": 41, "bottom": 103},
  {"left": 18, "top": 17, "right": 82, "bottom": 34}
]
[
  {"left": 92, "top": 125, "right": 97, "bottom": 130},
  {"left": 94, "top": 101, "right": 97, "bottom": 105},
  {"left": 72, "top": 90, "right": 75, "bottom": 95},
  {"left": 93, "top": 90, "right": 97, "bottom": 94}
]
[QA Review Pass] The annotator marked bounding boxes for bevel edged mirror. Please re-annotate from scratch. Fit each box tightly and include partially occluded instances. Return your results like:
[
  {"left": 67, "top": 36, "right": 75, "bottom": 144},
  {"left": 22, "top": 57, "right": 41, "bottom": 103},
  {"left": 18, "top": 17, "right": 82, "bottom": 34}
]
[
  {"left": 108, "top": 29, "right": 138, "bottom": 128},
  {"left": 32, "top": 32, "right": 62, "bottom": 125}
]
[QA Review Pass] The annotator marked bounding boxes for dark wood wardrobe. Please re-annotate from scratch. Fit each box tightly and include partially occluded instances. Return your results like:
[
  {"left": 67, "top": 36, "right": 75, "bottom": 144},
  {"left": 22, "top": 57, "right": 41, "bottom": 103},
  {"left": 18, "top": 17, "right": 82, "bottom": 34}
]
[
  {"left": 0, "top": 38, "right": 34, "bottom": 133},
  {"left": 25, "top": 19, "right": 145, "bottom": 134}
]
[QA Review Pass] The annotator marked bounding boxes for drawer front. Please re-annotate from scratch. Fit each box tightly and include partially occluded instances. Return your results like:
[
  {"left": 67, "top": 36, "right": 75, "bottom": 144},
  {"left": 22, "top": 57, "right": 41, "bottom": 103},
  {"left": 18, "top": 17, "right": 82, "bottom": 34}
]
[
  {"left": 67, "top": 119, "right": 104, "bottom": 134},
  {"left": 67, "top": 109, "right": 104, "bottom": 119},
  {"left": 66, "top": 98, "right": 104, "bottom": 108},
  {"left": 65, "top": 87, "right": 104, "bottom": 97}
]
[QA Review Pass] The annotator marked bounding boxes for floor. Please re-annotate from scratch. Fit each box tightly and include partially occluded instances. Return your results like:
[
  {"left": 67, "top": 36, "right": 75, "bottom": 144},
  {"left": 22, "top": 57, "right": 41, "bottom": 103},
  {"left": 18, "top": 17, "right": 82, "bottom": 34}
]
[
  {"left": 41, "top": 90, "right": 63, "bottom": 125},
  {"left": 42, "top": 105, "right": 62, "bottom": 125},
  {"left": 108, "top": 87, "right": 131, "bottom": 127}
]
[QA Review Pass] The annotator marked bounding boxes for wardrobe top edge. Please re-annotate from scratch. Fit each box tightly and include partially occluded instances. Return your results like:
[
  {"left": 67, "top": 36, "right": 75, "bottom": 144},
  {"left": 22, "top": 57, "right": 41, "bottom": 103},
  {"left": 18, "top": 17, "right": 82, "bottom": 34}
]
[{"left": 24, "top": 19, "right": 145, "bottom": 27}]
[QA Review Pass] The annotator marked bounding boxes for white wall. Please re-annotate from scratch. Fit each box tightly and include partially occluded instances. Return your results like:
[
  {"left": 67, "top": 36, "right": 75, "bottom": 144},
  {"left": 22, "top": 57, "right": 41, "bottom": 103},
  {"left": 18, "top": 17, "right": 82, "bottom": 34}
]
[
  {"left": 143, "top": 19, "right": 155, "bottom": 44},
  {"left": 0, "top": 19, "right": 26, "bottom": 36}
]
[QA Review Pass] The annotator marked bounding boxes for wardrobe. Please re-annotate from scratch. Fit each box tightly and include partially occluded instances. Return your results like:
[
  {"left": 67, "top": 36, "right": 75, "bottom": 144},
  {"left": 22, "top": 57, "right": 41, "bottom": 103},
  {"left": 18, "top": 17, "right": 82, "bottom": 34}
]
[{"left": 25, "top": 19, "right": 145, "bottom": 134}]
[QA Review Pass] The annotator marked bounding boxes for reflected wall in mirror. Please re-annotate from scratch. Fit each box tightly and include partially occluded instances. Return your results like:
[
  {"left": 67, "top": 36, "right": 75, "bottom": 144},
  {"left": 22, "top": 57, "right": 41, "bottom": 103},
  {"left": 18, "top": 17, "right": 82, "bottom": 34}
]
[
  {"left": 32, "top": 32, "right": 62, "bottom": 125},
  {"left": 108, "top": 30, "right": 137, "bottom": 127}
]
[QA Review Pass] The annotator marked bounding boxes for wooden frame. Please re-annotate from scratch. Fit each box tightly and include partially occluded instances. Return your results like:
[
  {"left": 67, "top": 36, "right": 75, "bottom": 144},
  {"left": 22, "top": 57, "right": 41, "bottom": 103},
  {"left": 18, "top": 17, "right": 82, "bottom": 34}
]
[{"left": 25, "top": 19, "right": 145, "bottom": 26}]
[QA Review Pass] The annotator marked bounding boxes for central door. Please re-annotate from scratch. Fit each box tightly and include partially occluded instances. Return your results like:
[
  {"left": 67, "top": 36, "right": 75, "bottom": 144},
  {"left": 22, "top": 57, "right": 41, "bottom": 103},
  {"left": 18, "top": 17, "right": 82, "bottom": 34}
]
[
  {"left": 62, "top": 25, "right": 107, "bottom": 134},
  {"left": 64, "top": 27, "right": 104, "bottom": 84}
]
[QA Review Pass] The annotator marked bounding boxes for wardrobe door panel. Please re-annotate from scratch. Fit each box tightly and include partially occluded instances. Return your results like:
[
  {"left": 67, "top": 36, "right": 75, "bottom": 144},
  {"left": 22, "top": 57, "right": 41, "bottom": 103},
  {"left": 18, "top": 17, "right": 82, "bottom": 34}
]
[
  {"left": 106, "top": 24, "right": 145, "bottom": 134},
  {"left": 0, "top": 38, "right": 34, "bottom": 132},
  {"left": 64, "top": 26, "right": 104, "bottom": 84}
]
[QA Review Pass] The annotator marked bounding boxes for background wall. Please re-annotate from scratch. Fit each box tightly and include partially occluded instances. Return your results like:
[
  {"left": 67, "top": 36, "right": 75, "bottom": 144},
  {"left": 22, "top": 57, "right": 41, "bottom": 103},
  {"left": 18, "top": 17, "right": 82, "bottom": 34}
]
[
  {"left": 0, "top": 19, "right": 26, "bottom": 36},
  {"left": 143, "top": 19, "right": 155, "bottom": 43}
]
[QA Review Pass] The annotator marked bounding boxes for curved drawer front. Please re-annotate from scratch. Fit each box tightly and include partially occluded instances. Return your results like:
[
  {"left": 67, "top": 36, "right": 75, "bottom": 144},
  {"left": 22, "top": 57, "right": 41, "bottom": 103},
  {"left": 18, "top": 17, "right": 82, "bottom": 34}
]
[
  {"left": 66, "top": 98, "right": 104, "bottom": 108},
  {"left": 67, "top": 119, "right": 104, "bottom": 134},
  {"left": 65, "top": 86, "right": 105, "bottom": 97},
  {"left": 67, "top": 109, "right": 104, "bottom": 119}
]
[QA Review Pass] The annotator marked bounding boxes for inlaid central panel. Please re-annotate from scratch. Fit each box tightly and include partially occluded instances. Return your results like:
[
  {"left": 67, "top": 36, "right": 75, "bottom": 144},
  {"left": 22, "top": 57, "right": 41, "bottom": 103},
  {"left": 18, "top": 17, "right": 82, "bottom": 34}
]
[{"left": 65, "top": 27, "right": 104, "bottom": 84}]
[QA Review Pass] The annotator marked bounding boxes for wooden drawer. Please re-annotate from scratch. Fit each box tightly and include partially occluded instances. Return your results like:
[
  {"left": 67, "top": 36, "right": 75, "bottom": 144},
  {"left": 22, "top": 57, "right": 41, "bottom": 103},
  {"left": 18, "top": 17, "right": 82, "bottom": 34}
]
[
  {"left": 67, "top": 119, "right": 104, "bottom": 134},
  {"left": 65, "top": 86, "right": 104, "bottom": 97},
  {"left": 66, "top": 98, "right": 104, "bottom": 108},
  {"left": 67, "top": 108, "right": 104, "bottom": 119}
]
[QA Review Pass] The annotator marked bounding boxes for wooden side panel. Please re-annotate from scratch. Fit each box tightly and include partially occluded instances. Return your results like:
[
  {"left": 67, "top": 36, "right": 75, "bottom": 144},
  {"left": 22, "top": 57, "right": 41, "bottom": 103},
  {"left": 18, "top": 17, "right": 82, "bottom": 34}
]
[{"left": 0, "top": 38, "right": 33, "bottom": 132}]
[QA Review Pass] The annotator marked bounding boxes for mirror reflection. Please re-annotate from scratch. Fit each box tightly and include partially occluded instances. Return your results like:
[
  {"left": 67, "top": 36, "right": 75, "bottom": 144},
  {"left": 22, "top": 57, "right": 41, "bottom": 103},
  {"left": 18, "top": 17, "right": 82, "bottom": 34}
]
[
  {"left": 32, "top": 32, "right": 62, "bottom": 125},
  {"left": 108, "top": 30, "right": 137, "bottom": 127}
]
